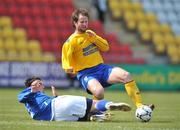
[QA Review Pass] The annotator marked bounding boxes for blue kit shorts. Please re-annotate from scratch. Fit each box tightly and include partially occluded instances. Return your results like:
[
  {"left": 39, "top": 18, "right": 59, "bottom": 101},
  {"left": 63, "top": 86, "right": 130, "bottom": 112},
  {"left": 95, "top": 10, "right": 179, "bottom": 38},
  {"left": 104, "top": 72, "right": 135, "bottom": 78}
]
[{"left": 77, "top": 64, "right": 113, "bottom": 94}]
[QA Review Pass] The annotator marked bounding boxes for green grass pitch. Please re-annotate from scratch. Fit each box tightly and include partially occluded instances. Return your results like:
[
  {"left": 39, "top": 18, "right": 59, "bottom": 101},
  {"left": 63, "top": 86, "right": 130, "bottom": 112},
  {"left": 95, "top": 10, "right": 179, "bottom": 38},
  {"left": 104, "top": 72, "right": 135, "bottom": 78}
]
[{"left": 0, "top": 88, "right": 180, "bottom": 130}]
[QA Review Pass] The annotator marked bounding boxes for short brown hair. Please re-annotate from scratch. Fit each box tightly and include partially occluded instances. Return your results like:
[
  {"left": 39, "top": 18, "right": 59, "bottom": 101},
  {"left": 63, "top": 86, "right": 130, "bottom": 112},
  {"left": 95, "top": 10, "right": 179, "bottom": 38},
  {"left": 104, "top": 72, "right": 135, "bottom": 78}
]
[
  {"left": 71, "top": 8, "right": 89, "bottom": 28},
  {"left": 24, "top": 76, "right": 41, "bottom": 87}
]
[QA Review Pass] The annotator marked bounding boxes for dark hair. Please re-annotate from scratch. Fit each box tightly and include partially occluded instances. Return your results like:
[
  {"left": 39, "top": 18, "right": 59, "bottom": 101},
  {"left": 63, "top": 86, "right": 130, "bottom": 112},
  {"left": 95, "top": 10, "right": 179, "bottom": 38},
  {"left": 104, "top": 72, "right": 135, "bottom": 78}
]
[
  {"left": 71, "top": 8, "right": 89, "bottom": 28},
  {"left": 24, "top": 76, "right": 41, "bottom": 87}
]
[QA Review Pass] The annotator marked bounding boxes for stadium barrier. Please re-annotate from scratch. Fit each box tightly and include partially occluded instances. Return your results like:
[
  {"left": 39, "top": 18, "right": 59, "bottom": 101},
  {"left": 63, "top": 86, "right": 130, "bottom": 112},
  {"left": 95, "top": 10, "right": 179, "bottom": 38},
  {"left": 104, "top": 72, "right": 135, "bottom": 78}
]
[
  {"left": 110, "top": 64, "right": 180, "bottom": 91},
  {"left": 0, "top": 62, "right": 71, "bottom": 88},
  {"left": 0, "top": 62, "right": 180, "bottom": 90}
]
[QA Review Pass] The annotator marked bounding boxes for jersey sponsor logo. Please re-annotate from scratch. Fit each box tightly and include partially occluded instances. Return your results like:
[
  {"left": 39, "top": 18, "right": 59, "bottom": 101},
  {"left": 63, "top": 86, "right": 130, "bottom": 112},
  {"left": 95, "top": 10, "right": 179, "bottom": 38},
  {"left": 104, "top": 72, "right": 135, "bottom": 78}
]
[
  {"left": 83, "top": 48, "right": 98, "bottom": 56},
  {"left": 83, "top": 43, "right": 98, "bottom": 56}
]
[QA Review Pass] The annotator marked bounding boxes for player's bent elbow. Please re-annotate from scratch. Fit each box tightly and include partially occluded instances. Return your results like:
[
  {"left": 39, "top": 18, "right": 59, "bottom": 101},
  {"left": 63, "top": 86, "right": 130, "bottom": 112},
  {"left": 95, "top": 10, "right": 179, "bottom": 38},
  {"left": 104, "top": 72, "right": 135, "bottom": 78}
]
[
  {"left": 104, "top": 46, "right": 110, "bottom": 52},
  {"left": 101, "top": 46, "right": 109, "bottom": 52}
]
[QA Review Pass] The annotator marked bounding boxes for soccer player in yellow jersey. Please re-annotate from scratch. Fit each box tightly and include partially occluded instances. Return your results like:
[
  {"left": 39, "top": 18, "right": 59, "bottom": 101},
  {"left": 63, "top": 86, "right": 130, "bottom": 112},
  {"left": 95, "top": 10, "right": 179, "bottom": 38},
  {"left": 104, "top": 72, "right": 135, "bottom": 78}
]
[{"left": 62, "top": 8, "right": 154, "bottom": 110}]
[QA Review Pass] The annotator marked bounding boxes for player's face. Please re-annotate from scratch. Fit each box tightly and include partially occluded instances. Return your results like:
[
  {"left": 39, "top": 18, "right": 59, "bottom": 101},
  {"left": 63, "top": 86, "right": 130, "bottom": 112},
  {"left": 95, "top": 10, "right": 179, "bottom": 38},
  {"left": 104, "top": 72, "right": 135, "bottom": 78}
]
[
  {"left": 75, "top": 14, "right": 88, "bottom": 33},
  {"left": 31, "top": 80, "right": 44, "bottom": 91}
]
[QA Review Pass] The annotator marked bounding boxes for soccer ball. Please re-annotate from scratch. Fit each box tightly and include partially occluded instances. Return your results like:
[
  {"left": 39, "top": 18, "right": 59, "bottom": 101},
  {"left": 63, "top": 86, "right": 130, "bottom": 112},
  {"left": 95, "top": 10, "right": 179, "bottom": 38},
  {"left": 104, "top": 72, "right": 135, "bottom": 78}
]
[{"left": 135, "top": 105, "right": 152, "bottom": 122}]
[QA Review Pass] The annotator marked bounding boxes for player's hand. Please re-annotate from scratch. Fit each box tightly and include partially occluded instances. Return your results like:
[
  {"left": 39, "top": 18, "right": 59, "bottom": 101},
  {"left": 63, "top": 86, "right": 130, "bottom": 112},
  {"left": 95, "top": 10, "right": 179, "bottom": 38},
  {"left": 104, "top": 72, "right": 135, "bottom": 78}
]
[
  {"left": 66, "top": 67, "right": 74, "bottom": 74},
  {"left": 87, "top": 31, "right": 95, "bottom": 37},
  {"left": 31, "top": 81, "right": 44, "bottom": 93},
  {"left": 86, "top": 30, "right": 96, "bottom": 38},
  {"left": 86, "top": 30, "right": 96, "bottom": 43},
  {"left": 66, "top": 66, "right": 77, "bottom": 78},
  {"left": 51, "top": 86, "right": 58, "bottom": 97},
  {"left": 31, "top": 86, "right": 39, "bottom": 93}
]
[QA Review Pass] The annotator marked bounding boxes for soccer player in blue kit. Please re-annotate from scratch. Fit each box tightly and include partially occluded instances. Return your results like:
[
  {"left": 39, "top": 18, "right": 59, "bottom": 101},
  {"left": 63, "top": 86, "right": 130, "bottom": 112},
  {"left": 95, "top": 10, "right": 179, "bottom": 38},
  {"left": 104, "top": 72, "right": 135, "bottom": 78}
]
[{"left": 17, "top": 76, "right": 131, "bottom": 121}]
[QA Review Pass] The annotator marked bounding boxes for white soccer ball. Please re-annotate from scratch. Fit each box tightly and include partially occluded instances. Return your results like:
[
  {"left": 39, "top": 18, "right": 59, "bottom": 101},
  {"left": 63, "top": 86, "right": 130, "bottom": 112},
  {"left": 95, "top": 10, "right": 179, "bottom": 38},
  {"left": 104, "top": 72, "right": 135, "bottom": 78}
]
[{"left": 135, "top": 105, "right": 152, "bottom": 122}]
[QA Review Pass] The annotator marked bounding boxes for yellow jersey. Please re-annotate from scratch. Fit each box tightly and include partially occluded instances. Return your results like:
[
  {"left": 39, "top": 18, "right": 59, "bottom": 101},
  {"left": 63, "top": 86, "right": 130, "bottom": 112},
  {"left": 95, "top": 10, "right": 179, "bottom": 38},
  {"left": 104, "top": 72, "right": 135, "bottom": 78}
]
[{"left": 62, "top": 30, "right": 109, "bottom": 73}]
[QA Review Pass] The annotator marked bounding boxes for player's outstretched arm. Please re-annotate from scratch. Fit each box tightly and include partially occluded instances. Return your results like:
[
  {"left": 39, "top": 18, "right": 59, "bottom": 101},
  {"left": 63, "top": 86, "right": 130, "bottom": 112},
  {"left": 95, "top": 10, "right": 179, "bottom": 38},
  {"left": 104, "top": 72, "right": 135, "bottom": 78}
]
[{"left": 51, "top": 86, "right": 58, "bottom": 97}]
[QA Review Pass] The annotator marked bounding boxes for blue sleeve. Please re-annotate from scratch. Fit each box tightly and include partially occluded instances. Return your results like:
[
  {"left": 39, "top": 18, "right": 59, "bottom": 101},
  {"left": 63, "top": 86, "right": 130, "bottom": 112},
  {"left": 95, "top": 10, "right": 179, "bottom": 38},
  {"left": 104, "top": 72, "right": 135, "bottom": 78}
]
[{"left": 17, "top": 87, "right": 35, "bottom": 103}]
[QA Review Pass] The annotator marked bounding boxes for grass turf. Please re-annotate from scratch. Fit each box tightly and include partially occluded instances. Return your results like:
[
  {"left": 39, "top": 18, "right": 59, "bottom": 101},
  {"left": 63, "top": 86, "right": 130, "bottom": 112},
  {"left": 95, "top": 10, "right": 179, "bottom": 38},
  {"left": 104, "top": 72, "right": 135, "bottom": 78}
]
[{"left": 0, "top": 88, "right": 180, "bottom": 130}]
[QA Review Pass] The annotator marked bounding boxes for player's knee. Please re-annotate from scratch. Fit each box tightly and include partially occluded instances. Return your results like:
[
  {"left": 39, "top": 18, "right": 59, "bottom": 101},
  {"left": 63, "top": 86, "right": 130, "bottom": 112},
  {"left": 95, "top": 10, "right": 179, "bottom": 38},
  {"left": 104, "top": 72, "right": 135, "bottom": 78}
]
[
  {"left": 123, "top": 72, "right": 133, "bottom": 83},
  {"left": 96, "top": 93, "right": 104, "bottom": 100},
  {"left": 94, "top": 89, "right": 104, "bottom": 100}
]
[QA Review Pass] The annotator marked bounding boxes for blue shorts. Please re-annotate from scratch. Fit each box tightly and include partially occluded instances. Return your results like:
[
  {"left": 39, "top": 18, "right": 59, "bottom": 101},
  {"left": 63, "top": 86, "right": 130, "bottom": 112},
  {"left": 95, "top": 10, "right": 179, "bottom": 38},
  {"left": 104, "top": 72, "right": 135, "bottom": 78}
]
[{"left": 77, "top": 64, "right": 113, "bottom": 94}]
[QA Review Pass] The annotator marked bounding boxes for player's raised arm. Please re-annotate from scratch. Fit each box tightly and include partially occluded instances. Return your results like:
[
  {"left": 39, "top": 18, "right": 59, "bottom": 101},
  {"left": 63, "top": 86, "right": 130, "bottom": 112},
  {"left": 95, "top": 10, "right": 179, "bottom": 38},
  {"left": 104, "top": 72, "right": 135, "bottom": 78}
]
[
  {"left": 86, "top": 30, "right": 109, "bottom": 52},
  {"left": 51, "top": 86, "right": 58, "bottom": 97}
]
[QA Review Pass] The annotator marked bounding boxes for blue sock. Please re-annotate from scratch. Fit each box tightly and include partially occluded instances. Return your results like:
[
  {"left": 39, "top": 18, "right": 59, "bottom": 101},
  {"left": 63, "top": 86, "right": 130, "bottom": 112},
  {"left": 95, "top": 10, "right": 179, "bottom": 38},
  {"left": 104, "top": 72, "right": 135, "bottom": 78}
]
[{"left": 95, "top": 100, "right": 111, "bottom": 111}]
